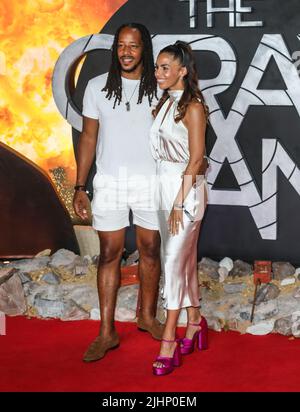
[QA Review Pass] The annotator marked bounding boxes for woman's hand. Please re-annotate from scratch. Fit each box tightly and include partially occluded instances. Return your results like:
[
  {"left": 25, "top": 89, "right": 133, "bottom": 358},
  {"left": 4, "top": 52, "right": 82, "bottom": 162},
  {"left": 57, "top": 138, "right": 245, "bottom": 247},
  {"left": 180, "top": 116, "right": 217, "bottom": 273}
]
[{"left": 168, "top": 207, "right": 184, "bottom": 235}]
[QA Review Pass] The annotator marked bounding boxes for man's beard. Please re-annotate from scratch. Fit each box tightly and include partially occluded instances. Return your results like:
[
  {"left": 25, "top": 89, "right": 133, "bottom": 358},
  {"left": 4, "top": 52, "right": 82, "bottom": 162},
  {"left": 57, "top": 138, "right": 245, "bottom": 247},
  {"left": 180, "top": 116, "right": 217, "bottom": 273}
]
[{"left": 120, "top": 58, "right": 143, "bottom": 73}]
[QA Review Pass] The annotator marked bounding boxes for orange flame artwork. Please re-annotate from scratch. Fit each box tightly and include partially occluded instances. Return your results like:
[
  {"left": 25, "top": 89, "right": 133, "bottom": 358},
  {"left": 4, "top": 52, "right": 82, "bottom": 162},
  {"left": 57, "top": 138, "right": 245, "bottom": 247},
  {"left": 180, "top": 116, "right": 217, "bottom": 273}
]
[{"left": 0, "top": 0, "right": 126, "bottom": 186}]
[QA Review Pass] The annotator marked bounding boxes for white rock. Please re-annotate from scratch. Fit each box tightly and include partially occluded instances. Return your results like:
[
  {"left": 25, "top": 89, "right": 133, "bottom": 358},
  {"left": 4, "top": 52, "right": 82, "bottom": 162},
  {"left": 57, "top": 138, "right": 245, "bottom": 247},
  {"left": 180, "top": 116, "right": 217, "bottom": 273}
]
[
  {"left": 61, "top": 300, "right": 89, "bottom": 321},
  {"left": 6, "top": 257, "right": 50, "bottom": 273},
  {"left": 295, "top": 268, "right": 300, "bottom": 276},
  {"left": 291, "top": 311, "right": 300, "bottom": 321},
  {"left": 280, "top": 277, "right": 296, "bottom": 286},
  {"left": 276, "top": 294, "right": 300, "bottom": 316},
  {"left": 116, "top": 285, "right": 139, "bottom": 312},
  {"left": 246, "top": 320, "right": 275, "bottom": 335},
  {"left": 206, "top": 317, "right": 223, "bottom": 332},
  {"left": 293, "top": 288, "right": 300, "bottom": 299},
  {"left": 35, "top": 249, "right": 51, "bottom": 257},
  {"left": 18, "top": 273, "right": 32, "bottom": 284},
  {"left": 218, "top": 267, "right": 229, "bottom": 283},
  {"left": 126, "top": 250, "right": 139, "bottom": 266},
  {"left": 34, "top": 295, "right": 65, "bottom": 318},
  {"left": 254, "top": 300, "right": 278, "bottom": 320},
  {"left": 291, "top": 311, "right": 300, "bottom": 337},
  {"left": 62, "top": 284, "right": 99, "bottom": 308},
  {"left": 115, "top": 307, "right": 136, "bottom": 322},
  {"left": 0, "top": 273, "right": 27, "bottom": 315},
  {"left": 219, "top": 257, "right": 234, "bottom": 272},
  {"left": 23, "top": 282, "right": 45, "bottom": 304},
  {"left": 90, "top": 308, "right": 100, "bottom": 320},
  {"left": 73, "top": 264, "right": 89, "bottom": 276},
  {"left": 38, "top": 285, "right": 63, "bottom": 301},
  {"left": 292, "top": 319, "right": 300, "bottom": 337},
  {"left": 223, "top": 282, "right": 245, "bottom": 294},
  {"left": 83, "top": 255, "right": 92, "bottom": 265},
  {"left": 50, "top": 249, "right": 78, "bottom": 268},
  {"left": 41, "top": 272, "right": 60, "bottom": 285}
]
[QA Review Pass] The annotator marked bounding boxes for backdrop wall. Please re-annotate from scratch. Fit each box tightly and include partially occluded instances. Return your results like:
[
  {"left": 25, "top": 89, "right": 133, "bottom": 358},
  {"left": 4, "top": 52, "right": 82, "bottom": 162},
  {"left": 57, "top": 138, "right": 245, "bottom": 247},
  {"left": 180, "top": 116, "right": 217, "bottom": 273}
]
[
  {"left": 54, "top": 0, "right": 300, "bottom": 263},
  {"left": 2, "top": 1, "right": 300, "bottom": 263}
]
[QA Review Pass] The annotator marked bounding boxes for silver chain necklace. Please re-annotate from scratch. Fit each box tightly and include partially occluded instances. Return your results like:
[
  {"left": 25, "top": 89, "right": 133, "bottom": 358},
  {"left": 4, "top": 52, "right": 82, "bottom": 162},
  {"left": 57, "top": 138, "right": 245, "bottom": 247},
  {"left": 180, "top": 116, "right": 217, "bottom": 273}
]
[{"left": 123, "top": 82, "right": 139, "bottom": 111}]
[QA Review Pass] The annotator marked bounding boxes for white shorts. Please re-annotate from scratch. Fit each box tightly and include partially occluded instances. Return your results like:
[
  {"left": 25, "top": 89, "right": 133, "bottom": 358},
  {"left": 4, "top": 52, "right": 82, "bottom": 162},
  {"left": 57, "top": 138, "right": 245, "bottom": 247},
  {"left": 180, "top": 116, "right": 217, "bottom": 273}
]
[{"left": 91, "top": 175, "right": 159, "bottom": 232}]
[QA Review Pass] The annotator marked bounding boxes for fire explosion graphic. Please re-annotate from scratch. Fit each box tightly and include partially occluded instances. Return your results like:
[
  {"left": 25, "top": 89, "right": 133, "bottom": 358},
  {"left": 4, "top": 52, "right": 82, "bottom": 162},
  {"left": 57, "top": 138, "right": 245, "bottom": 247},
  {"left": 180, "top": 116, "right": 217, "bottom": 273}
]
[{"left": 0, "top": 0, "right": 126, "bottom": 186}]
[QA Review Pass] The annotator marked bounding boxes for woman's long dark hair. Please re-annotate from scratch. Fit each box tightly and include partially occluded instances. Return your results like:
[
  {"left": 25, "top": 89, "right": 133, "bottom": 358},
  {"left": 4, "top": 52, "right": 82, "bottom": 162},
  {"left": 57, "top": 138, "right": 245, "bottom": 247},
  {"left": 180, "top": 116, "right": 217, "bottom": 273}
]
[
  {"left": 153, "top": 41, "right": 208, "bottom": 122},
  {"left": 102, "top": 23, "right": 157, "bottom": 108}
]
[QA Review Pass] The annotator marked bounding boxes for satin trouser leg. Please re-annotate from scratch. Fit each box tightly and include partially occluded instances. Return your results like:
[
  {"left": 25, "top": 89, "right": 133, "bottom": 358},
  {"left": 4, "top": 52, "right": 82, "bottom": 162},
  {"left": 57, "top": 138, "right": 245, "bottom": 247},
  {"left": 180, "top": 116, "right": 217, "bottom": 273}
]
[
  {"left": 159, "top": 209, "right": 201, "bottom": 310},
  {"left": 157, "top": 161, "right": 207, "bottom": 310}
]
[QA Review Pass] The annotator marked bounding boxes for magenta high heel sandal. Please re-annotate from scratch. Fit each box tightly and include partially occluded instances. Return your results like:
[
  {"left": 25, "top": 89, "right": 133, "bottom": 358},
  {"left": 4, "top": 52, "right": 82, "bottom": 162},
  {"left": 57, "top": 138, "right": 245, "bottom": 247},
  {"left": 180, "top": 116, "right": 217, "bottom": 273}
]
[
  {"left": 180, "top": 317, "right": 208, "bottom": 355},
  {"left": 152, "top": 339, "right": 182, "bottom": 376}
]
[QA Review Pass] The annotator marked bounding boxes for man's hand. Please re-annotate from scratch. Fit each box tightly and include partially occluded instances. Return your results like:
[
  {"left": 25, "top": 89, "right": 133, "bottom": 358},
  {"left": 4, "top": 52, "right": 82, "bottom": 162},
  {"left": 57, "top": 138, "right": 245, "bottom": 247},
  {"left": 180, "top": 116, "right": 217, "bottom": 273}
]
[
  {"left": 73, "top": 191, "right": 90, "bottom": 220},
  {"left": 73, "top": 116, "right": 98, "bottom": 221}
]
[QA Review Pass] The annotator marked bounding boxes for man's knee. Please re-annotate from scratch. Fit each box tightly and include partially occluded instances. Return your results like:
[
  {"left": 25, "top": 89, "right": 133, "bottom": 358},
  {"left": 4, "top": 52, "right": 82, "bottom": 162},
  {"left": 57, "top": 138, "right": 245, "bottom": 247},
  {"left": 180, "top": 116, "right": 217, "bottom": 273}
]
[
  {"left": 138, "top": 239, "right": 160, "bottom": 260},
  {"left": 99, "top": 246, "right": 123, "bottom": 265}
]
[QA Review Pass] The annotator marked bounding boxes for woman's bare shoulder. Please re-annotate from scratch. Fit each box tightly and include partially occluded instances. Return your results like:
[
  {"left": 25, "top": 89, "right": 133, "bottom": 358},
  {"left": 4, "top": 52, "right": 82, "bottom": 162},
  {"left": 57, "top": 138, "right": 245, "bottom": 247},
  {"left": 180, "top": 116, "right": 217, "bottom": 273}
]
[{"left": 186, "top": 99, "right": 206, "bottom": 118}]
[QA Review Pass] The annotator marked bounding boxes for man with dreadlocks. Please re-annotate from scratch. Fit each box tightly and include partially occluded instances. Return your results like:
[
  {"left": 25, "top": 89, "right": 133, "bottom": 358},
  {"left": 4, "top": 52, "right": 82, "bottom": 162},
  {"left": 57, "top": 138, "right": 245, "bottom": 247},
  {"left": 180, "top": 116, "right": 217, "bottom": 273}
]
[{"left": 73, "top": 23, "right": 163, "bottom": 362}]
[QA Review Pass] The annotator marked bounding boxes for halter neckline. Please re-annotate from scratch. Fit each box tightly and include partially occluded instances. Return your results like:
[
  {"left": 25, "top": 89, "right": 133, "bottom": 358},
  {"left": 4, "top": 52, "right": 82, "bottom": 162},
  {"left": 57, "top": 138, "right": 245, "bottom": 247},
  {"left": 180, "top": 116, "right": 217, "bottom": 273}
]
[{"left": 168, "top": 89, "right": 184, "bottom": 102}]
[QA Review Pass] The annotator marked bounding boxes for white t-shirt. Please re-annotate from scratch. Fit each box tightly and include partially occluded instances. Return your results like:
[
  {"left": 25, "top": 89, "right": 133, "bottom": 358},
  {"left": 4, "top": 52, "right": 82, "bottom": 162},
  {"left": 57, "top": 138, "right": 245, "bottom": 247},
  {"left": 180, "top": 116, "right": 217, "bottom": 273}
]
[{"left": 82, "top": 73, "right": 158, "bottom": 182}]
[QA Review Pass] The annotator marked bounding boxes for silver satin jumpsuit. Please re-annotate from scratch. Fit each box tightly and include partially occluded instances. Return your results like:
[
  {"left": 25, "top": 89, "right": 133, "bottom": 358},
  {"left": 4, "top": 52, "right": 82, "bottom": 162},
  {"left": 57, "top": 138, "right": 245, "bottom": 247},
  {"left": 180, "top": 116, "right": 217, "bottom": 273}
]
[{"left": 150, "top": 90, "right": 207, "bottom": 310}]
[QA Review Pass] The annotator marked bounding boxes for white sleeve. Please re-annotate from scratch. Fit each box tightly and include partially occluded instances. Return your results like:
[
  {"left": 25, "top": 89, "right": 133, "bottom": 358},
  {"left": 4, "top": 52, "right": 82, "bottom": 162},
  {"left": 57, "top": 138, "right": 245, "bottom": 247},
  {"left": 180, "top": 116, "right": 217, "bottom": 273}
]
[{"left": 82, "top": 81, "right": 99, "bottom": 119}]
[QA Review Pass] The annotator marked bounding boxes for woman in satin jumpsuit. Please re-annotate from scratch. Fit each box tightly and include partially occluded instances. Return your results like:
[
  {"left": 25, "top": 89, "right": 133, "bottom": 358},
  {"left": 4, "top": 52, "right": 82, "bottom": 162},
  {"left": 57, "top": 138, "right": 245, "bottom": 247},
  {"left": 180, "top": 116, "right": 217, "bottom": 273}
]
[{"left": 150, "top": 41, "right": 209, "bottom": 376}]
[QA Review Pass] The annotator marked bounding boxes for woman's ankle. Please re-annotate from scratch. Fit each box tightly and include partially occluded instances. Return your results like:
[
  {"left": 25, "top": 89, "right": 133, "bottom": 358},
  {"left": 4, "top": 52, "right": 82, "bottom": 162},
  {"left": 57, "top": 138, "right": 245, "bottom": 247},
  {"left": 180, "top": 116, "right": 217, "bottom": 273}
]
[
  {"left": 162, "top": 329, "right": 177, "bottom": 342},
  {"left": 187, "top": 311, "right": 202, "bottom": 325},
  {"left": 159, "top": 339, "right": 177, "bottom": 356}
]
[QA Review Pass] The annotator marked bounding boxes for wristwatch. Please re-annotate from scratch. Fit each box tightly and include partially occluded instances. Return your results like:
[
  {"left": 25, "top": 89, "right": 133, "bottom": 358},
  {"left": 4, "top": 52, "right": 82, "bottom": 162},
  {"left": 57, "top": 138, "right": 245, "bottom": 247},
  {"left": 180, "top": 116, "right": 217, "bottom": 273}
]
[
  {"left": 173, "top": 203, "right": 184, "bottom": 210},
  {"left": 74, "top": 185, "right": 90, "bottom": 195}
]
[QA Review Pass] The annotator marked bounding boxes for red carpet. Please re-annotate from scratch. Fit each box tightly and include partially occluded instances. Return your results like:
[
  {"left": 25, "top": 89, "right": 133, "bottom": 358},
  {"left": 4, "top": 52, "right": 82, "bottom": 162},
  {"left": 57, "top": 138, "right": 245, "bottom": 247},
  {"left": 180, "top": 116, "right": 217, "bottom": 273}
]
[{"left": 1, "top": 316, "right": 300, "bottom": 392}]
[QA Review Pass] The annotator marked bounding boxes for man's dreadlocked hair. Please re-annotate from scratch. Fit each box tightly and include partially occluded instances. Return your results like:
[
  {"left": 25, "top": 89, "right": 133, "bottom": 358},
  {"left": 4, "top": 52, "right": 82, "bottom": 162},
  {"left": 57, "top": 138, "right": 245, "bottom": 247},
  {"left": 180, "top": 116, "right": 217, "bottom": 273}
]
[{"left": 102, "top": 23, "right": 157, "bottom": 108}]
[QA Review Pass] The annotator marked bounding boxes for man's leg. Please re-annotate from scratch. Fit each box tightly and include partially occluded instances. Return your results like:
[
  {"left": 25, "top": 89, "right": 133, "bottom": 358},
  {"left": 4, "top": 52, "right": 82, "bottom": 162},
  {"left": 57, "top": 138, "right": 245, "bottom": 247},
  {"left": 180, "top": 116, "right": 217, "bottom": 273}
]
[
  {"left": 135, "top": 226, "right": 164, "bottom": 340},
  {"left": 83, "top": 228, "right": 126, "bottom": 362}
]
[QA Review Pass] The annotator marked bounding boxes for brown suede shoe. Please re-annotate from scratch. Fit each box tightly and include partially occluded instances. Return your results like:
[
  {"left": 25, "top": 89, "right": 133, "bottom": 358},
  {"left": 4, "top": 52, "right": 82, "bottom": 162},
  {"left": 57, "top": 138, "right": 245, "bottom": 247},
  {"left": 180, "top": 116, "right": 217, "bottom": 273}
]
[
  {"left": 137, "top": 318, "right": 165, "bottom": 340},
  {"left": 83, "top": 334, "right": 120, "bottom": 363}
]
